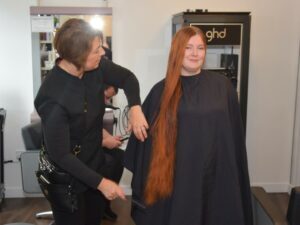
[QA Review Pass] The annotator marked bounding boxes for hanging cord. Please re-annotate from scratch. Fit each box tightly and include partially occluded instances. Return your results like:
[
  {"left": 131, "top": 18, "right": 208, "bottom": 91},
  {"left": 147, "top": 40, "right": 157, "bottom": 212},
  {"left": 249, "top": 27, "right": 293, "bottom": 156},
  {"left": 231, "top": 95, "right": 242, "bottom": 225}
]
[
  {"left": 109, "top": 105, "right": 130, "bottom": 137},
  {"left": 105, "top": 104, "right": 130, "bottom": 136},
  {"left": 119, "top": 105, "right": 130, "bottom": 136}
]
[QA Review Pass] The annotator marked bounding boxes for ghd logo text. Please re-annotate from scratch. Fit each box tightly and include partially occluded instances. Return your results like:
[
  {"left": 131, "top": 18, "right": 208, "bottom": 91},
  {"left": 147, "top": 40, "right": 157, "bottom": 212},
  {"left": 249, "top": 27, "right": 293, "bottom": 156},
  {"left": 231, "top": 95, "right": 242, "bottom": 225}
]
[{"left": 205, "top": 28, "right": 227, "bottom": 42}]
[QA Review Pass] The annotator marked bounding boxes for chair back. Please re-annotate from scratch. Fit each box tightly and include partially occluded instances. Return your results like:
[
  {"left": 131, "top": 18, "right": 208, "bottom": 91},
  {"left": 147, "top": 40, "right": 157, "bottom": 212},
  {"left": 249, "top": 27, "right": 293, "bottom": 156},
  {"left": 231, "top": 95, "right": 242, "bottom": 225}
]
[
  {"left": 20, "top": 121, "right": 42, "bottom": 193},
  {"left": 21, "top": 121, "right": 42, "bottom": 150}
]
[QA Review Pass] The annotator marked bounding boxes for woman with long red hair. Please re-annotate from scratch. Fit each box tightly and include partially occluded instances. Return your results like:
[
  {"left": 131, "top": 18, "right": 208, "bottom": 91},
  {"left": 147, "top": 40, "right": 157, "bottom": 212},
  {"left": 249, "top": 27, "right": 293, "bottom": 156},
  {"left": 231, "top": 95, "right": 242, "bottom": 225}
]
[{"left": 125, "top": 26, "right": 253, "bottom": 225}]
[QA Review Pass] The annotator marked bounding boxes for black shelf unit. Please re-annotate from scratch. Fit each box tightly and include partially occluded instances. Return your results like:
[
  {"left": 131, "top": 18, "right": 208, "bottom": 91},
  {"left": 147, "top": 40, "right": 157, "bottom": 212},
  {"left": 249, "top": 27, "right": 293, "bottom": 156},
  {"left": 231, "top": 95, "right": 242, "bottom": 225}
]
[{"left": 172, "top": 11, "right": 251, "bottom": 130}]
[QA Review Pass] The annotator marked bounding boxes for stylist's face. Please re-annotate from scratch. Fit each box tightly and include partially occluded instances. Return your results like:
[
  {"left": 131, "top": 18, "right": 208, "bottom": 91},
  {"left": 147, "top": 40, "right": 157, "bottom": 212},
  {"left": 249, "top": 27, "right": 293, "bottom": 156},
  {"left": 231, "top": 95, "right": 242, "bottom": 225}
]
[
  {"left": 84, "top": 37, "right": 105, "bottom": 71},
  {"left": 181, "top": 34, "right": 206, "bottom": 76}
]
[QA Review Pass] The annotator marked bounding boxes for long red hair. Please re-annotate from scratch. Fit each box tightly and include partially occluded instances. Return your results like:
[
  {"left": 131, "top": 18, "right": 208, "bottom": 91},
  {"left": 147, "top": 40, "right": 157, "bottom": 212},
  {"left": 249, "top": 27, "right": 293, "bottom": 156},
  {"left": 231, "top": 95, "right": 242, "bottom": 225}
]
[{"left": 144, "top": 26, "right": 207, "bottom": 205}]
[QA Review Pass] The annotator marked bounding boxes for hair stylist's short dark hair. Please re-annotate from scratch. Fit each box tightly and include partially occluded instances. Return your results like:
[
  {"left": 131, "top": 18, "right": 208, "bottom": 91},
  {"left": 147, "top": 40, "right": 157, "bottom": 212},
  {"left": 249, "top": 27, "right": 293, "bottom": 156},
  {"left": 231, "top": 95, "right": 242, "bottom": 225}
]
[{"left": 54, "top": 18, "right": 99, "bottom": 69}]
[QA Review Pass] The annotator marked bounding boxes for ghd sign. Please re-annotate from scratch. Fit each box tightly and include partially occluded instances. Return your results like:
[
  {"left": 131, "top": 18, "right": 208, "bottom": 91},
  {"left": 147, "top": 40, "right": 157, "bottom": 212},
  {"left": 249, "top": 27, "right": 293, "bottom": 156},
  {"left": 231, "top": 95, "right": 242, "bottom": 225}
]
[{"left": 190, "top": 24, "right": 242, "bottom": 45}]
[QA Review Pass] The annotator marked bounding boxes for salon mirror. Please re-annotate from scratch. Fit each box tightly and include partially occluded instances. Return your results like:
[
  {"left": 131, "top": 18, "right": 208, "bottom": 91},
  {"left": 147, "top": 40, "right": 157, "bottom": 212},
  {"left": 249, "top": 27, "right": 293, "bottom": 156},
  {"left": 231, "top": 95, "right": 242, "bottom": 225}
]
[{"left": 30, "top": 7, "right": 112, "bottom": 97}]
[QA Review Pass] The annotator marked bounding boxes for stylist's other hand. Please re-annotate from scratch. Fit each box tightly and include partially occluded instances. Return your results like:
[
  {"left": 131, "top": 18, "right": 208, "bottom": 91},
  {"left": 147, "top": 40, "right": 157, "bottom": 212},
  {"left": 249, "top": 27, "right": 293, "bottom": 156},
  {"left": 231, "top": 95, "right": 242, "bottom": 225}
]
[
  {"left": 102, "top": 135, "right": 122, "bottom": 149},
  {"left": 127, "top": 105, "right": 149, "bottom": 142},
  {"left": 98, "top": 178, "right": 126, "bottom": 201}
]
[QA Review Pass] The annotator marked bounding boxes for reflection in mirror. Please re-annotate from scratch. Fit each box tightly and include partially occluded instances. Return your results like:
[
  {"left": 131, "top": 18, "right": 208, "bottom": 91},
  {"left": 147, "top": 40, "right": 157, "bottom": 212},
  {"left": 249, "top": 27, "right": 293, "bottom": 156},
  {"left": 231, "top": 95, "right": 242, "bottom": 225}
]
[{"left": 30, "top": 7, "right": 112, "bottom": 97}]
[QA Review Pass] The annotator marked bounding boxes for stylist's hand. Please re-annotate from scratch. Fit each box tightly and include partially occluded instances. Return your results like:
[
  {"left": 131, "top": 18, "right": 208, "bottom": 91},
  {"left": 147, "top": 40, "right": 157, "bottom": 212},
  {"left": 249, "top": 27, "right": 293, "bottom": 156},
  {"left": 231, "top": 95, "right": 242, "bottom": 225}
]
[
  {"left": 98, "top": 178, "right": 126, "bottom": 201},
  {"left": 102, "top": 134, "right": 122, "bottom": 149},
  {"left": 127, "top": 105, "right": 149, "bottom": 142}
]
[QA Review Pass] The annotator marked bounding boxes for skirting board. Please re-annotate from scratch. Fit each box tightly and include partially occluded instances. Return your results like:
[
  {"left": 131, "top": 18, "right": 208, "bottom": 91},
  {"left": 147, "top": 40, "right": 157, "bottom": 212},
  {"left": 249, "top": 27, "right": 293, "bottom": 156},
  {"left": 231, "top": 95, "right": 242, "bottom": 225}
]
[{"left": 4, "top": 184, "right": 132, "bottom": 198}]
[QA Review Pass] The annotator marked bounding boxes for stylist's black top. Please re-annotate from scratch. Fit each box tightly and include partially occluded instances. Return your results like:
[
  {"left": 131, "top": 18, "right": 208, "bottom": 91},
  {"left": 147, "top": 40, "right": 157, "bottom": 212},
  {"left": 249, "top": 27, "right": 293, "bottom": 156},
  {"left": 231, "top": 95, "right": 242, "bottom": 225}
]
[{"left": 35, "top": 58, "right": 140, "bottom": 192}]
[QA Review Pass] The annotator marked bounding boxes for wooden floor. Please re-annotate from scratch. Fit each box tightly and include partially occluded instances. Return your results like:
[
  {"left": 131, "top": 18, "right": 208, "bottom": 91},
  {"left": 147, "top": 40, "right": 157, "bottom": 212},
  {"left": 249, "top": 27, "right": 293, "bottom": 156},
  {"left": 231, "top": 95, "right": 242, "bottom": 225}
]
[
  {"left": 0, "top": 196, "right": 134, "bottom": 225},
  {"left": 0, "top": 193, "right": 290, "bottom": 225},
  {"left": 268, "top": 192, "right": 290, "bottom": 216}
]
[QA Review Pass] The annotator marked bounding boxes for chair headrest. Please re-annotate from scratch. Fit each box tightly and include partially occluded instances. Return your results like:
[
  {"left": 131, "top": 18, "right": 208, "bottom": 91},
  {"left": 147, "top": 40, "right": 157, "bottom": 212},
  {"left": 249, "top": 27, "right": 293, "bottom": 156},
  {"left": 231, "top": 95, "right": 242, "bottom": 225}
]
[{"left": 21, "top": 121, "right": 42, "bottom": 150}]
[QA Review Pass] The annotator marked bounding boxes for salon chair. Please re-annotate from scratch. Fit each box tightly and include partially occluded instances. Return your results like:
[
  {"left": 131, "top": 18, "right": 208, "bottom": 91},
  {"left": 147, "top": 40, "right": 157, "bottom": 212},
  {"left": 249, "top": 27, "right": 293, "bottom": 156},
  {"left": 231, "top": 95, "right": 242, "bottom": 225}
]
[
  {"left": 103, "top": 108, "right": 115, "bottom": 134},
  {"left": 20, "top": 121, "right": 53, "bottom": 221},
  {"left": 3, "top": 125, "right": 50, "bottom": 224}
]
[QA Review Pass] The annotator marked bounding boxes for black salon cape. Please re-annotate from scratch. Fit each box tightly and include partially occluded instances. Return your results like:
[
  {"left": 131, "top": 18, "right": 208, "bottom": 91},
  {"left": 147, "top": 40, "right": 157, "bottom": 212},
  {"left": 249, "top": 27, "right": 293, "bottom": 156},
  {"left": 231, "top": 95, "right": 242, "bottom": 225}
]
[{"left": 124, "top": 70, "right": 253, "bottom": 225}]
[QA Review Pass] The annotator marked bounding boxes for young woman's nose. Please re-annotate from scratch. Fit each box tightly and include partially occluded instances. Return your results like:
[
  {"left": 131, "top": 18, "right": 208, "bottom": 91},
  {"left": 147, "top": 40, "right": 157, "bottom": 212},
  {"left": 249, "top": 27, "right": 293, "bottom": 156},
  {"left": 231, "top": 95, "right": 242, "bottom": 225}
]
[{"left": 191, "top": 47, "right": 198, "bottom": 56}]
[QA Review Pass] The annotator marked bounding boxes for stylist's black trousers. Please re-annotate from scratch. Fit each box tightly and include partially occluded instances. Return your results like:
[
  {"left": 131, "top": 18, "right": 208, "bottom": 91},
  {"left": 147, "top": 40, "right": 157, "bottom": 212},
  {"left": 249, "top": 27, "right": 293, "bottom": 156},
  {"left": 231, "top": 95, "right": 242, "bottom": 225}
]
[{"left": 52, "top": 188, "right": 106, "bottom": 225}]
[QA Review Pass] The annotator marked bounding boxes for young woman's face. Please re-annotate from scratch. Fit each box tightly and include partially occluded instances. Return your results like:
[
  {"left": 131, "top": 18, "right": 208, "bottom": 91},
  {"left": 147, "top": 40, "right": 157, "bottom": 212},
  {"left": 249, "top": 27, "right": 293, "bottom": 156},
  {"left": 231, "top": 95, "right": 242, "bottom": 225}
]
[
  {"left": 84, "top": 37, "right": 105, "bottom": 71},
  {"left": 181, "top": 34, "right": 206, "bottom": 76}
]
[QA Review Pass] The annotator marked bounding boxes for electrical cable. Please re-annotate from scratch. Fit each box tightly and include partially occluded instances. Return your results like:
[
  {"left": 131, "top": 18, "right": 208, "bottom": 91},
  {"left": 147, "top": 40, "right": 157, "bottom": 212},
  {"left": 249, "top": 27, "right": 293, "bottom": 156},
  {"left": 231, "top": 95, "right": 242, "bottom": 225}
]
[{"left": 120, "top": 105, "right": 130, "bottom": 136}]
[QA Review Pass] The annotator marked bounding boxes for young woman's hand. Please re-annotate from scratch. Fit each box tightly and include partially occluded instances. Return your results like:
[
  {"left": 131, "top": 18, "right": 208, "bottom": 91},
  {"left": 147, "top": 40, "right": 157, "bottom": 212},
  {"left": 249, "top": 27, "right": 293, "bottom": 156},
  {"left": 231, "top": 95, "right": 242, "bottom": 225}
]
[{"left": 127, "top": 105, "right": 149, "bottom": 142}]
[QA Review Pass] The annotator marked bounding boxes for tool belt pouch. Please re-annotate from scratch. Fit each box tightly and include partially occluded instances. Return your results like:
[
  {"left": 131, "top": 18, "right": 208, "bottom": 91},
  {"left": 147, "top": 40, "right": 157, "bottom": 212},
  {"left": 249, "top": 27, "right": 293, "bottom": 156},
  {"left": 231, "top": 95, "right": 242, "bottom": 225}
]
[{"left": 36, "top": 147, "right": 79, "bottom": 213}]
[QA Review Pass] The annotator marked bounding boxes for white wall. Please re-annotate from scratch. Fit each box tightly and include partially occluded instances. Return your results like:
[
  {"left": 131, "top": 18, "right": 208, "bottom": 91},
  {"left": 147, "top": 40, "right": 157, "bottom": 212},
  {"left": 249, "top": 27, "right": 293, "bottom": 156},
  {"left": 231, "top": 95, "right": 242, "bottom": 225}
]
[
  {"left": 0, "top": 0, "right": 37, "bottom": 196},
  {"left": 0, "top": 0, "right": 299, "bottom": 197},
  {"left": 246, "top": 1, "right": 300, "bottom": 191}
]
